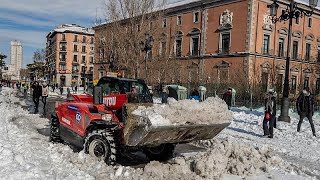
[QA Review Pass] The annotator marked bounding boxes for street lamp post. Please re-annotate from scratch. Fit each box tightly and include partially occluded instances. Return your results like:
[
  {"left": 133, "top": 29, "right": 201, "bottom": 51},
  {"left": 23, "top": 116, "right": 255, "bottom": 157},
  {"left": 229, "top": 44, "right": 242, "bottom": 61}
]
[
  {"left": 140, "top": 33, "right": 154, "bottom": 81},
  {"left": 267, "top": 0, "right": 318, "bottom": 123}
]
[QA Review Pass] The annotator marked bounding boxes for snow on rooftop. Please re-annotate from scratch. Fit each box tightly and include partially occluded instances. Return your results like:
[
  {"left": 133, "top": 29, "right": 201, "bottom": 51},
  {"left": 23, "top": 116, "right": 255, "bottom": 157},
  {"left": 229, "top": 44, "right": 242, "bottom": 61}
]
[
  {"left": 51, "top": 24, "right": 94, "bottom": 35},
  {"left": 163, "top": 0, "right": 200, "bottom": 9}
]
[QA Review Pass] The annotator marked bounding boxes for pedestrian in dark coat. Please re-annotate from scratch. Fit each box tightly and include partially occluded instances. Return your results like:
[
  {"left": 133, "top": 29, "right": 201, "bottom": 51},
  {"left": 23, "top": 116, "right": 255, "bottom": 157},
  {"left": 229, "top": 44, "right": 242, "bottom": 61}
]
[
  {"left": 31, "top": 81, "right": 42, "bottom": 113},
  {"left": 59, "top": 86, "right": 63, "bottom": 95},
  {"left": 263, "top": 89, "right": 277, "bottom": 138},
  {"left": 222, "top": 88, "right": 232, "bottom": 110},
  {"left": 296, "top": 88, "right": 316, "bottom": 137}
]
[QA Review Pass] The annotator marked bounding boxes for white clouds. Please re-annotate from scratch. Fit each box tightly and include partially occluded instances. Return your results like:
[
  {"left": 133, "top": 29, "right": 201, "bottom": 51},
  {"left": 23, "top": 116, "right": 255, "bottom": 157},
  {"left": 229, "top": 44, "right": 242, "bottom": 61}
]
[{"left": 0, "top": 29, "right": 46, "bottom": 48}]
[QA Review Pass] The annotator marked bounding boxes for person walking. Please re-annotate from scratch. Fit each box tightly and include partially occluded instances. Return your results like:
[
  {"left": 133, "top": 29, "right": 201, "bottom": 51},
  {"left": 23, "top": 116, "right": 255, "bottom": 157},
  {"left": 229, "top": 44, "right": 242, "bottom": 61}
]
[
  {"left": 23, "top": 84, "right": 27, "bottom": 98},
  {"left": 263, "top": 89, "right": 276, "bottom": 138},
  {"left": 59, "top": 86, "right": 63, "bottom": 95},
  {"left": 296, "top": 88, "right": 316, "bottom": 137},
  {"left": 31, "top": 81, "right": 42, "bottom": 113},
  {"left": 222, "top": 88, "right": 232, "bottom": 110},
  {"left": 75, "top": 85, "right": 78, "bottom": 94},
  {"left": 41, "top": 82, "right": 49, "bottom": 114}
]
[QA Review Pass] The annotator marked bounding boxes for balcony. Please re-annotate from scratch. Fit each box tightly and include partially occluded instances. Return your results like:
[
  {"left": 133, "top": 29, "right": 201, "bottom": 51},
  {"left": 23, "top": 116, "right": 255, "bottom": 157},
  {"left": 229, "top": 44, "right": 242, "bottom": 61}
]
[
  {"left": 61, "top": 38, "right": 66, "bottom": 42},
  {"left": 72, "top": 61, "right": 79, "bottom": 65},
  {"left": 60, "top": 47, "right": 67, "bottom": 52}
]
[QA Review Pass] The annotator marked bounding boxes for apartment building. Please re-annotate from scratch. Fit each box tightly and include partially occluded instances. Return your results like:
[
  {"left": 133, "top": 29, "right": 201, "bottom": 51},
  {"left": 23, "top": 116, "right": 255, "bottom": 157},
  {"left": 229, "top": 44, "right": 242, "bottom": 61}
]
[
  {"left": 94, "top": 0, "right": 320, "bottom": 96},
  {"left": 46, "top": 24, "right": 94, "bottom": 87}
]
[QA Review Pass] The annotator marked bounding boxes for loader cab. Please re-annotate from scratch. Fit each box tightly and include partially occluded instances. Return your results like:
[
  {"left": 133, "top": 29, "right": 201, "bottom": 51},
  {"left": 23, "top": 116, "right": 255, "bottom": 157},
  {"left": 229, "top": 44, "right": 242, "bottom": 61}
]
[{"left": 96, "top": 77, "right": 153, "bottom": 103}]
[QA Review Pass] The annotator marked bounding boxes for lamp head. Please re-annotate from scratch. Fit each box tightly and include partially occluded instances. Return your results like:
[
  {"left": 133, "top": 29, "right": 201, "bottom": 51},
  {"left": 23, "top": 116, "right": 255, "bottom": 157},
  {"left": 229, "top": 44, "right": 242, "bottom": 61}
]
[{"left": 268, "top": 0, "right": 279, "bottom": 17}]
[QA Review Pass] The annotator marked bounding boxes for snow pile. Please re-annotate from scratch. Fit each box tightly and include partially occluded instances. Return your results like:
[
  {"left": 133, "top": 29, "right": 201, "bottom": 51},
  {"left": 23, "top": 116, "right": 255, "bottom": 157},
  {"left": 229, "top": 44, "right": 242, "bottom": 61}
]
[
  {"left": 191, "top": 139, "right": 292, "bottom": 179},
  {"left": 133, "top": 97, "right": 232, "bottom": 126}
]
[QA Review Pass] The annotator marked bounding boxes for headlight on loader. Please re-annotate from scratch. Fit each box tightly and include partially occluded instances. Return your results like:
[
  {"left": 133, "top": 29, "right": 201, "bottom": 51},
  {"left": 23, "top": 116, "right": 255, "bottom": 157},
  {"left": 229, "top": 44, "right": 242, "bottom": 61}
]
[{"left": 101, "top": 114, "right": 113, "bottom": 121}]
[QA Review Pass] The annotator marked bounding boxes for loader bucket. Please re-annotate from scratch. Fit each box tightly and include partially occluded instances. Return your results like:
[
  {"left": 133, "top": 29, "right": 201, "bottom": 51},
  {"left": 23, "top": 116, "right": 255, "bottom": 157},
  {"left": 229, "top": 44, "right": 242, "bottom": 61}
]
[{"left": 122, "top": 103, "right": 230, "bottom": 147}]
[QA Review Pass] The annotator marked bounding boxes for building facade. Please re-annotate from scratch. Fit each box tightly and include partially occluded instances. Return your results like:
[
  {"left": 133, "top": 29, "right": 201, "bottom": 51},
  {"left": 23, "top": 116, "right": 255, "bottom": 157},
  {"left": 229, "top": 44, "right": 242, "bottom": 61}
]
[
  {"left": 4, "top": 40, "right": 23, "bottom": 80},
  {"left": 93, "top": 0, "right": 320, "bottom": 96},
  {"left": 46, "top": 24, "right": 95, "bottom": 87}
]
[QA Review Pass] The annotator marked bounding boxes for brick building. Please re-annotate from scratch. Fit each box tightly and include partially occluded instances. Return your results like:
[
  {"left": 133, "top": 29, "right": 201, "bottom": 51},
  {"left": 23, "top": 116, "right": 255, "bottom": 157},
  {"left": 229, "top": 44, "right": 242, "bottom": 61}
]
[
  {"left": 94, "top": 0, "right": 320, "bottom": 96},
  {"left": 46, "top": 24, "right": 95, "bottom": 87}
]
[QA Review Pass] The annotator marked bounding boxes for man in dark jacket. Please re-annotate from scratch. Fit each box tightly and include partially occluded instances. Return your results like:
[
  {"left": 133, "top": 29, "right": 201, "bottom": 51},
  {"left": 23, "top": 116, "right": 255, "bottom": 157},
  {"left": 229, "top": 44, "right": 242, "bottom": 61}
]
[
  {"left": 223, "top": 88, "right": 232, "bottom": 110},
  {"left": 31, "top": 81, "right": 42, "bottom": 113},
  {"left": 296, "top": 88, "right": 316, "bottom": 137},
  {"left": 263, "top": 89, "right": 277, "bottom": 138}
]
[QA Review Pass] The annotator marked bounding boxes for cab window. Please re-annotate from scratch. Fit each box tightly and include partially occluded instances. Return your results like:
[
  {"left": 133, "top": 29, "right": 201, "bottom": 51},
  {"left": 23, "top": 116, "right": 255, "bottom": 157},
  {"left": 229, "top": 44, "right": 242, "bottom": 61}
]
[{"left": 97, "top": 78, "right": 120, "bottom": 96}]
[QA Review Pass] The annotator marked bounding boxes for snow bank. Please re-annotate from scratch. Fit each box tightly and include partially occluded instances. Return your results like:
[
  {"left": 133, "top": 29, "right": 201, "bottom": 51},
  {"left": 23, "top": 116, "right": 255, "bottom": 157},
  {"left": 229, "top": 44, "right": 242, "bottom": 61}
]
[
  {"left": 192, "top": 139, "right": 292, "bottom": 178},
  {"left": 133, "top": 97, "right": 232, "bottom": 126}
]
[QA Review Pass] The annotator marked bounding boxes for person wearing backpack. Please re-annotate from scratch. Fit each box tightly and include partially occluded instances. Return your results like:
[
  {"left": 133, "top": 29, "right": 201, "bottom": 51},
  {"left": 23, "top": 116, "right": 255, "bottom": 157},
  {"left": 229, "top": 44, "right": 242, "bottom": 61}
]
[
  {"left": 296, "top": 88, "right": 316, "bottom": 137},
  {"left": 263, "top": 89, "right": 277, "bottom": 138}
]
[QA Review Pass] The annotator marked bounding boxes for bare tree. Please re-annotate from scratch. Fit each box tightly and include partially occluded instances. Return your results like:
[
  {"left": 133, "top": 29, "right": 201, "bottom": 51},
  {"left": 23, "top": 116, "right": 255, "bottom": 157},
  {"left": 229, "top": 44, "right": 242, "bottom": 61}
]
[{"left": 97, "top": 0, "right": 185, "bottom": 85}]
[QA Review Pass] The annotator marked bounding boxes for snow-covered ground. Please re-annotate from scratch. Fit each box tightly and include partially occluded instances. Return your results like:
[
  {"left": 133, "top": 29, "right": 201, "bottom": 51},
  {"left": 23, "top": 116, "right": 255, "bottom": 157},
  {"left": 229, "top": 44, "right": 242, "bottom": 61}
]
[{"left": 0, "top": 87, "right": 319, "bottom": 179}]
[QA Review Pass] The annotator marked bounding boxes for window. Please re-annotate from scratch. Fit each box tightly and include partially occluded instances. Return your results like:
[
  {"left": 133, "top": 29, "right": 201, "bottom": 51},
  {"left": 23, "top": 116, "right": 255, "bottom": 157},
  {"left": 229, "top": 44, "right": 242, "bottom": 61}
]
[
  {"left": 316, "top": 78, "right": 320, "bottom": 95},
  {"left": 72, "top": 65, "right": 78, "bottom": 71},
  {"left": 221, "top": 33, "right": 230, "bottom": 53},
  {"left": 191, "top": 36, "right": 199, "bottom": 56},
  {"left": 99, "top": 49, "right": 104, "bottom": 61},
  {"left": 90, "top": 37, "right": 94, "bottom": 44},
  {"left": 292, "top": 41, "right": 298, "bottom": 59},
  {"left": 304, "top": 77, "right": 309, "bottom": 89},
  {"left": 82, "top": 56, "right": 86, "bottom": 63},
  {"left": 82, "top": 36, "right": 86, "bottom": 43},
  {"left": 278, "top": 38, "right": 284, "bottom": 57},
  {"left": 193, "top": 12, "right": 199, "bottom": 23},
  {"left": 137, "top": 24, "right": 140, "bottom": 32},
  {"left": 61, "top": 33, "right": 66, "bottom": 41},
  {"left": 177, "top": 16, "right": 182, "bottom": 25},
  {"left": 277, "top": 74, "right": 283, "bottom": 93},
  {"left": 176, "top": 39, "right": 182, "bottom": 57},
  {"left": 60, "top": 44, "right": 66, "bottom": 51},
  {"left": 305, "top": 43, "right": 311, "bottom": 61},
  {"left": 149, "top": 22, "right": 153, "bottom": 30},
  {"left": 74, "top": 44, "right": 78, "bottom": 52},
  {"left": 219, "top": 69, "right": 229, "bottom": 82},
  {"left": 82, "top": 46, "right": 86, "bottom": 53},
  {"left": 295, "top": 17, "right": 299, "bottom": 24},
  {"left": 160, "top": 41, "right": 166, "bottom": 56},
  {"left": 263, "top": 34, "right": 270, "bottom": 54},
  {"left": 261, "top": 72, "right": 268, "bottom": 92},
  {"left": 90, "top": 67, "right": 93, "bottom": 72},
  {"left": 60, "top": 54, "right": 66, "bottom": 61},
  {"left": 290, "top": 76, "right": 297, "bottom": 94},
  {"left": 81, "top": 66, "right": 86, "bottom": 73},
  {"left": 90, "top": 56, "right": 94, "bottom": 63},
  {"left": 74, "top": 34, "right": 78, "bottom": 42},
  {"left": 308, "top": 18, "right": 312, "bottom": 27},
  {"left": 318, "top": 45, "right": 320, "bottom": 62},
  {"left": 73, "top": 55, "right": 78, "bottom": 62},
  {"left": 59, "top": 64, "right": 66, "bottom": 71},
  {"left": 163, "top": 18, "right": 167, "bottom": 28},
  {"left": 99, "top": 71, "right": 104, "bottom": 79}
]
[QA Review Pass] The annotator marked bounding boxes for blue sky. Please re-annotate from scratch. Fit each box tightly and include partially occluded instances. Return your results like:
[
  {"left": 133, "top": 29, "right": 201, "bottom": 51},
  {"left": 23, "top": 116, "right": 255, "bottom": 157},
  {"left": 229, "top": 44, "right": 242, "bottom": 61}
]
[
  {"left": 0, "top": 0, "right": 311, "bottom": 67},
  {"left": 0, "top": 0, "right": 109, "bottom": 67}
]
